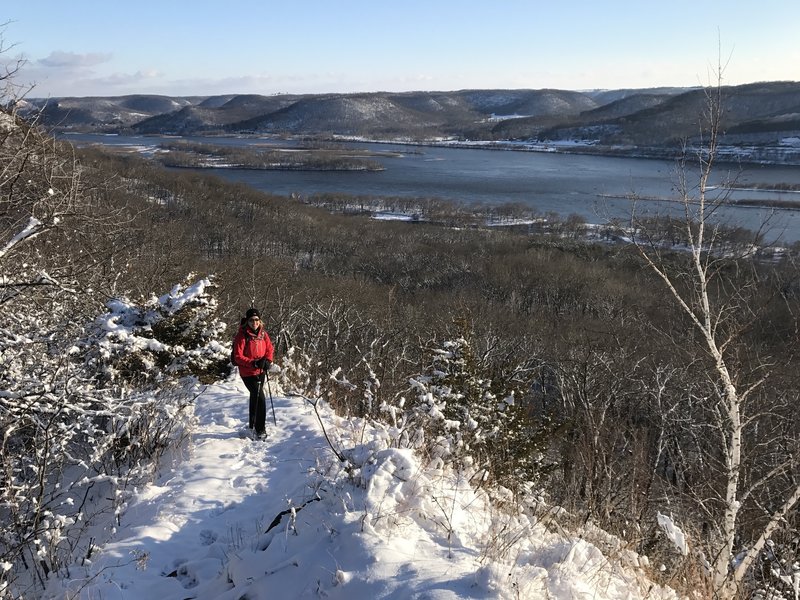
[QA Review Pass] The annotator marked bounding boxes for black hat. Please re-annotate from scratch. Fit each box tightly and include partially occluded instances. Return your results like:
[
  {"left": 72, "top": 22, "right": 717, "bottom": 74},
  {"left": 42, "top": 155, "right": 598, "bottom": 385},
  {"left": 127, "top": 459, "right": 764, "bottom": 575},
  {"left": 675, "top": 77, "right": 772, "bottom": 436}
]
[{"left": 245, "top": 308, "right": 261, "bottom": 319}]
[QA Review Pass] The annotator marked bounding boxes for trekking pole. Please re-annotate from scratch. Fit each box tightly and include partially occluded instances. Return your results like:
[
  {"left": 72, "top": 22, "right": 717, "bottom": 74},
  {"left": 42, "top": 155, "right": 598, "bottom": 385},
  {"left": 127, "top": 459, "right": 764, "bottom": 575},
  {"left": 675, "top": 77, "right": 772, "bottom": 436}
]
[
  {"left": 265, "top": 371, "right": 277, "bottom": 426},
  {"left": 256, "top": 375, "right": 264, "bottom": 427}
]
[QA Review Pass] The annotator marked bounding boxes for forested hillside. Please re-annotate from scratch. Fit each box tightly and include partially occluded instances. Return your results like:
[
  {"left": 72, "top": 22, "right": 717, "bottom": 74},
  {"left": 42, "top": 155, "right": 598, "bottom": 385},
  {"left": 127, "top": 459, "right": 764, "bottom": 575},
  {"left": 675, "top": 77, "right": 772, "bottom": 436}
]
[
  {"left": 3, "top": 66, "right": 800, "bottom": 599},
  {"left": 23, "top": 82, "right": 800, "bottom": 164}
]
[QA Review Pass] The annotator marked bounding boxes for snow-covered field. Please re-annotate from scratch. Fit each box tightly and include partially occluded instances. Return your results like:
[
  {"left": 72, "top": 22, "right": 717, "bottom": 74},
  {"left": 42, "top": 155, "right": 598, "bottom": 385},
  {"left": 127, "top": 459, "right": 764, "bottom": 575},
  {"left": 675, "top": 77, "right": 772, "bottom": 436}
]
[{"left": 44, "top": 375, "right": 680, "bottom": 599}]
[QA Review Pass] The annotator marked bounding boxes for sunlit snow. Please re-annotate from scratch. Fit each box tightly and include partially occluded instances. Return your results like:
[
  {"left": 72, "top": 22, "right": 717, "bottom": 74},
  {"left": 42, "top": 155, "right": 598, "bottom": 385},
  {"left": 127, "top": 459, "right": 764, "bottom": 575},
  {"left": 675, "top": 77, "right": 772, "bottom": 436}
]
[{"left": 45, "top": 375, "right": 680, "bottom": 599}]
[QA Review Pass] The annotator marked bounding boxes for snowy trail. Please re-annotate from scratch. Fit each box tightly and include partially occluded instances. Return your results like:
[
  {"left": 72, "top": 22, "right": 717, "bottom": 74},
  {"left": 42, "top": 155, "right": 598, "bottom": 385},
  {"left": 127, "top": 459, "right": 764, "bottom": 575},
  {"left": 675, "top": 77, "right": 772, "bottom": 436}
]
[
  {"left": 66, "top": 377, "right": 337, "bottom": 599},
  {"left": 66, "top": 378, "right": 488, "bottom": 599},
  {"left": 58, "top": 376, "right": 679, "bottom": 600}
]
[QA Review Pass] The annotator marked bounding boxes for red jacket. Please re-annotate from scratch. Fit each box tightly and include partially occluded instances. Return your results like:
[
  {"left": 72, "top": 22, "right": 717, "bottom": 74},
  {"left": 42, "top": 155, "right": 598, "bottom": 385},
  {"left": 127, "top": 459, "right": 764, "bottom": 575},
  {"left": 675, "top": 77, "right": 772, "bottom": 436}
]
[{"left": 232, "top": 323, "right": 274, "bottom": 377}]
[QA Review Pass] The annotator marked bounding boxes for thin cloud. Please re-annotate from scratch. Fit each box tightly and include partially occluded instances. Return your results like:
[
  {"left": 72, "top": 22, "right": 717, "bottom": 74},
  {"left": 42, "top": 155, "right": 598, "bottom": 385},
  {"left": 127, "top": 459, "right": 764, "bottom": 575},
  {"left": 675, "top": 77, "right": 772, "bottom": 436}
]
[
  {"left": 155, "top": 74, "right": 292, "bottom": 96},
  {"left": 38, "top": 51, "right": 112, "bottom": 69},
  {"left": 94, "top": 70, "right": 162, "bottom": 86}
]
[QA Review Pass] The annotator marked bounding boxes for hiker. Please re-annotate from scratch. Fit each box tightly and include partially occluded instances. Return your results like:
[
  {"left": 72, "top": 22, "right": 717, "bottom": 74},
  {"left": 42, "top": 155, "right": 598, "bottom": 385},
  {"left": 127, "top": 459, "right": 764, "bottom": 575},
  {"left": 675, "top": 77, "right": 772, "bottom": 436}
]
[{"left": 232, "top": 308, "right": 274, "bottom": 438}]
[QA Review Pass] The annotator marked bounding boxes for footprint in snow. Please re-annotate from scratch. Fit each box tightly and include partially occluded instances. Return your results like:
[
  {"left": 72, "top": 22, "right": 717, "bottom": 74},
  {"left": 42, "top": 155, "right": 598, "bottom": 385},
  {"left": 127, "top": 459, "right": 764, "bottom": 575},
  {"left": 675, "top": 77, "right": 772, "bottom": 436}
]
[
  {"left": 209, "top": 502, "right": 235, "bottom": 517},
  {"left": 199, "top": 529, "right": 218, "bottom": 545}
]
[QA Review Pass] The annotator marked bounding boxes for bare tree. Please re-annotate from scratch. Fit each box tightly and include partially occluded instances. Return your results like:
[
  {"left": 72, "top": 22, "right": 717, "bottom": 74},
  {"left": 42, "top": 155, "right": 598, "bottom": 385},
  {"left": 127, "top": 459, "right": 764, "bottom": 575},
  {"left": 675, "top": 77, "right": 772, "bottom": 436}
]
[
  {"left": 0, "top": 23, "right": 31, "bottom": 104},
  {"left": 628, "top": 66, "right": 800, "bottom": 598}
]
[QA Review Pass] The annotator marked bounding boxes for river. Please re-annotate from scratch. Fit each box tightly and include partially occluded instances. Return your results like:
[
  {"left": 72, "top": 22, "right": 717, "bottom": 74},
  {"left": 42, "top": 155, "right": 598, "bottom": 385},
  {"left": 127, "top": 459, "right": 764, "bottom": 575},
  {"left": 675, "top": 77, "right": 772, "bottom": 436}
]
[{"left": 64, "top": 133, "right": 800, "bottom": 243}]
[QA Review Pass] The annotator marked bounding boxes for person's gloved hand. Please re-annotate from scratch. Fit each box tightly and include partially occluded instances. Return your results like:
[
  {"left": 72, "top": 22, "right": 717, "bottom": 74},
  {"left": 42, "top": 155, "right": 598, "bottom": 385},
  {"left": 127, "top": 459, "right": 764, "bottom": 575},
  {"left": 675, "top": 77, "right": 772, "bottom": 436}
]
[{"left": 254, "top": 357, "right": 271, "bottom": 370}]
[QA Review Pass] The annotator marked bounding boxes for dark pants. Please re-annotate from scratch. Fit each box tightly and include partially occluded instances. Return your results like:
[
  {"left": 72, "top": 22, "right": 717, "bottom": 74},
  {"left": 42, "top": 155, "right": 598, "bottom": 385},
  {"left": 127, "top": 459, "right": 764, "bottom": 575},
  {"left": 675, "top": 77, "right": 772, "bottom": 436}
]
[{"left": 242, "top": 373, "right": 267, "bottom": 434}]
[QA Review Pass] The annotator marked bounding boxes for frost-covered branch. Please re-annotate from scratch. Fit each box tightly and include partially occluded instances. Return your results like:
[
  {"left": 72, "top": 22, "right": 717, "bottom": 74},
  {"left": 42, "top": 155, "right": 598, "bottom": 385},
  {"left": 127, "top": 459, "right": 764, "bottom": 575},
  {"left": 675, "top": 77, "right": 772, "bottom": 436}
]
[{"left": 0, "top": 215, "right": 43, "bottom": 260}]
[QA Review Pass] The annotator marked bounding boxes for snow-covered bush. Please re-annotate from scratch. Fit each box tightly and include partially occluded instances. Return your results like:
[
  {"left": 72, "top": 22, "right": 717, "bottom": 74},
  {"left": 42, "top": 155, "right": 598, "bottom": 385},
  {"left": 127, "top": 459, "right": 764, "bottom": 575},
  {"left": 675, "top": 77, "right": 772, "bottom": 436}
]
[
  {"left": 271, "top": 346, "right": 320, "bottom": 399},
  {"left": 273, "top": 314, "right": 555, "bottom": 502},
  {"left": 83, "top": 276, "right": 230, "bottom": 385},
  {"left": 402, "top": 332, "right": 554, "bottom": 496},
  {"left": 0, "top": 277, "right": 230, "bottom": 597}
]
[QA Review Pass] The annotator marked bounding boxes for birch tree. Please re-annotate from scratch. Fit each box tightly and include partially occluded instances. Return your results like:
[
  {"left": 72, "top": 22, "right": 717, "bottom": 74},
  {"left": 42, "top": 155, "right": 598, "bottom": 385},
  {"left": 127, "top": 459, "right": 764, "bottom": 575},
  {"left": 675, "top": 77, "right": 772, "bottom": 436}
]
[{"left": 628, "top": 69, "right": 800, "bottom": 598}]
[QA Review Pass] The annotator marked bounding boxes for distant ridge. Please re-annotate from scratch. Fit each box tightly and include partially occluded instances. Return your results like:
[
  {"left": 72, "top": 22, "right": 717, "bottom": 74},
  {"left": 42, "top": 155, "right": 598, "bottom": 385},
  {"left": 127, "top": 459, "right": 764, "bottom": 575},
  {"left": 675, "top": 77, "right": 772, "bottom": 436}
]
[{"left": 22, "top": 82, "right": 800, "bottom": 162}]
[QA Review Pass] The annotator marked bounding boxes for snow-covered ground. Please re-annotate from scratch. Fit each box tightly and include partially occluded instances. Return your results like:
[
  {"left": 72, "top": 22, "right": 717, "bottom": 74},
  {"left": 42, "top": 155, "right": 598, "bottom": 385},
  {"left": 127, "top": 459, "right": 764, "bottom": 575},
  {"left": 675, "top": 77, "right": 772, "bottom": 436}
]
[{"left": 46, "top": 375, "right": 680, "bottom": 600}]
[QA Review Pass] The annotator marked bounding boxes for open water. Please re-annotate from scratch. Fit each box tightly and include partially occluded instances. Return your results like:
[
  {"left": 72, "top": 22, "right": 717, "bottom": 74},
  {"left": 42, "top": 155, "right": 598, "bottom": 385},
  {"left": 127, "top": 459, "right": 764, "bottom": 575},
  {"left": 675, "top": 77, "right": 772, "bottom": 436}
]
[{"left": 65, "top": 133, "right": 800, "bottom": 243}]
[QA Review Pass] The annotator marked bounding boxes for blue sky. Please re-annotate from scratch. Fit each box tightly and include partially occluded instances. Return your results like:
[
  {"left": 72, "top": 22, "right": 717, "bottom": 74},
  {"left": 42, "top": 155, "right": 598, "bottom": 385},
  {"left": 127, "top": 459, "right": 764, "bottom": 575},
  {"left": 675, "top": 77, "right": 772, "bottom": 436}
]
[{"left": 4, "top": 0, "right": 799, "bottom": 98}]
